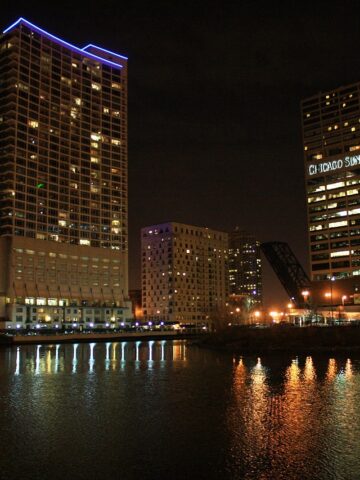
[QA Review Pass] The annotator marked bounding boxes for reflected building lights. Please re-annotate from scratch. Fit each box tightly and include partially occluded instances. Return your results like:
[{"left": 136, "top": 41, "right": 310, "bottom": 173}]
[
  {"left": 148, "top": 340, "right": 154, "bottom": 363},
  {"left": 326, "top": 358, "right": 337, "bottom": 382},
  {"left": 46, "top": 350, "right": 52, "bottom": 373},
  {"left": 345, "top": 358, "right": 353, "bottom": 379},
  {"left": 304, "top": 356, "right": 316, "bottom": 382},
  {"left": 15, "top": 347, "right": 20, "bottom": 375},
  {"left": 54, "top": 344, "right": 60, "bottom": 373},
  {"left": 35, "top": 345, "right": 41, "bottom": 375},
  {"left": 89, "top": 343, "right": 95, "bottom": 373},
  {"left": 72, "top": 344, "right": 78, "bottom": 373},
  {"left": 135, "top": 341, "right": 140, "bottom": 363},
  {"left": 161, "top": 340, "right": 166, "bottom": 362},
  {"left": 105, "top": 342, "right": 110, "bottom": 370},
  {"left": 112, "top": 342, "right": 118, "bottom": 363}
]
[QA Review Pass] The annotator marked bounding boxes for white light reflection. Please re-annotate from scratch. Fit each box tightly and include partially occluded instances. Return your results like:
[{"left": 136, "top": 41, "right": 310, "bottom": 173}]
[
  {"left": 89, "top": 343, "right": 95, "bottom": 373},
  {"left": 135, "top": 341, "right": 140, "bottom": 363},
  {"left": 54, "top": 344, "right": 60, "bottom": 373},
  {"left": 72, "top": 344, "right": 78, "bottom": 373},
  {"left": 15, "top": 347, "right": 20, "bottom": 375},
  {"left": 148, "top": 340, "right": 154, "bottom": 366},
  {"left": 161, "top": 340, "right": 166, "bottom": 363},
  {"left": 121, "top": 342, "right": 126, "bottom": 364},
  {"left": 105, "top": 342, "right": 110, "bottom": 370},
  {"left": 35, "top": 345, "right": 41, "bottom": 375}
]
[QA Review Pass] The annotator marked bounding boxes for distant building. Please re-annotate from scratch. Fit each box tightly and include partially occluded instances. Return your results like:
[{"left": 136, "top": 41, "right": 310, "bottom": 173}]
[
  {"left": 228, "top": 228, "right": 262, "bottom": 306},
  {"left": 141, "top": 222, "right": 228, "bottom": 326},
  {"left": 302, "top": 83, "right": 360, "bottom": 282},
  {"left": 0, "top": 18, "right": 131, "bottom": 329}
]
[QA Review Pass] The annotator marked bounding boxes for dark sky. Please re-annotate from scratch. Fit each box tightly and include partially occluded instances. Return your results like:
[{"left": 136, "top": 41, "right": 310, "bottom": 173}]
[{"left": 4, "top": 0, "right": 360, "bottom": 307}]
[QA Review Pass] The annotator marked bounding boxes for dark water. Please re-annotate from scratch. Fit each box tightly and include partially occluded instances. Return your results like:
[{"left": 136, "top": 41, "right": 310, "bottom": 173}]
[{"left": 1, "top": 341, "right": 360, "bottom": 480}]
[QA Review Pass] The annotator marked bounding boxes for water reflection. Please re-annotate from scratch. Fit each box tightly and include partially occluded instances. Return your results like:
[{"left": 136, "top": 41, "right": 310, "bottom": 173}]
[
  {"left": 3, "top": 340, "right": 189, "bottom": 375},
  {"left": 1, "top": 344, "right": 360, "bottom": 480},
  {"left": 228, "top": 355, "right": 360, "bottom": 479}
]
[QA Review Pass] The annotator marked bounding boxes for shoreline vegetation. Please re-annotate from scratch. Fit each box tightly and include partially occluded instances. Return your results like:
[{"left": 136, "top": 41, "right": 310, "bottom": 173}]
[{"left": 197, "top": 325, "right": 360, "bottom": 355}]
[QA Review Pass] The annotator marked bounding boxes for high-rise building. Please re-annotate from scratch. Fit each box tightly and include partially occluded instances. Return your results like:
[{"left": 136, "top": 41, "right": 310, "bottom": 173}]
[
  {"left": 141, "top": 222, "right": 228, "bottom": 326},
  {"left": 302, "top": 83, "right": 360, "bottom": 282},
  {"left": 0, "top": 18, "right": 131, "bottom": 329},
  {"left": 228, "top": 227, "right": 262, "bottom": 306}
]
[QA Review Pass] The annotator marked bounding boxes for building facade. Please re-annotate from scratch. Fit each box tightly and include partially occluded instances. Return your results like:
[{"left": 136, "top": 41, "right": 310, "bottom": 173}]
[
  {"left": 302, "top": 83, "right": 360, "bottom": 282},
  {"left": 228, "top": 227, "right": 262, "bottom": 306},
  {"left": 141, "top": 222, "right": 228, "bottom": 325},
  {"left": 0, "top": 18, "right": 131, "bottom": 329}
]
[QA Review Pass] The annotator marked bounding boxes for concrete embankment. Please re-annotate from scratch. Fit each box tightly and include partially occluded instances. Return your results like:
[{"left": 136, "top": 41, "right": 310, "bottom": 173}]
[
  {"left": 0, "top": 331, "right": 198, "bottom": 346},
  {"left": 199, "top": 325, "right": 360, "bottom": 354}
]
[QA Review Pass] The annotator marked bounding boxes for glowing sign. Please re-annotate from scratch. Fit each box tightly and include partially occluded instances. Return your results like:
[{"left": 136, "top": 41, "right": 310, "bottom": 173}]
[{"left": 308, "top": 154, "right": 360, "bottom": 176}]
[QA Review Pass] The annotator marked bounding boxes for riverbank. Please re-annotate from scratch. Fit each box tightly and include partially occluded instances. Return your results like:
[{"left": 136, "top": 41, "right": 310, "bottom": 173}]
[
  {"left": 198, "top": 324, "right": 360, "bottom": 354},
  {"left": 0, "top": 330, "right": 200, "bottom": 346}
]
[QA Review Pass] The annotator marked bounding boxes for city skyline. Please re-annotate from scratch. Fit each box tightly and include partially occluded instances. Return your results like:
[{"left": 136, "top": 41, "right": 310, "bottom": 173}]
[{"left": 3, "top": 2, "right": 360, "bottom": 307}]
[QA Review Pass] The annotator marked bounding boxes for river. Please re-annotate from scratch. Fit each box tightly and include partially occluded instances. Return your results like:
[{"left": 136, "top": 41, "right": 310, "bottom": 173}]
[{"left": 0, "top": 340, "right": 359, "bottom": 480}]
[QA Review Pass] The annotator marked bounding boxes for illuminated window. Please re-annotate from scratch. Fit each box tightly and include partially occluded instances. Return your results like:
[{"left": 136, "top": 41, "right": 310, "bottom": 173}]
[
  {"left": 331, "top": 250, "right": 351, "bottom": 258},
  {"left": 327, "top": 182, "right": 345, "bottom": 190},
  {"left": 80, "top": 239, "right": 90, "bottom": 246},
  {"left": 91, "top": 82, "right": 101, "bottom": 91},
  {"left": 329, "top": 221, "right": 348, "bottom": 228},
  {"left": 28, "top": 120, "right": 39, "bottom": 128}
]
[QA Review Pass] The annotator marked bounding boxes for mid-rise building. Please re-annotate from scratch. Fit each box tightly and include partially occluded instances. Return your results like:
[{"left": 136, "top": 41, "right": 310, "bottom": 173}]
[
  {"left": 141, "top": 222, "right": 228, "bottom": 326},
  {"left": 0, "top": 18, "right": 131, "bottom": 329},
  {"left": 228, "top": 227, "right": 262, "bottom": 306},
  {"left": 302, "top": 83, "right": 360, "bottom": 282}
]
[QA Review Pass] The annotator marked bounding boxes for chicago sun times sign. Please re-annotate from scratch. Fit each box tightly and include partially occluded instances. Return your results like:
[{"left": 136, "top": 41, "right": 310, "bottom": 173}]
[{"left": 308, "top": 154, "right": 360, "bottom": 176}]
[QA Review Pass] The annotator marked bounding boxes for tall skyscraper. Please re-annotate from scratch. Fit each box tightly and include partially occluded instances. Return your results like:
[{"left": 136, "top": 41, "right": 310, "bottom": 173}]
[
  {"left": 141, "top": 222, "right": 228, "bottom": 326},
  {"left": 0, "top": 18, "right": 130, "bottom": 329},
  {"left": 228, "top": 227, "right": 262, "bottom": 306},
  {"left": 302, "top": 83, "right": 360, "bottom": 282}
]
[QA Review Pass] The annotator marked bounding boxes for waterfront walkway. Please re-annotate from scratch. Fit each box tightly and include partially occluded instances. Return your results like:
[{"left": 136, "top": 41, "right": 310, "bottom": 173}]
[{"left": 0, "top": 330, "right": 200, "bottom": 346}]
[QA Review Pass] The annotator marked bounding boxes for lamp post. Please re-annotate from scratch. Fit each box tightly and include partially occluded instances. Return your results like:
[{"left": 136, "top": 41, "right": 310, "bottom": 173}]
[
  {"left": 325, "top": 276, "right": 335, "bottom": 324},
  {"left": 301, "top": 290, "right": 310, "bottom": 326}
]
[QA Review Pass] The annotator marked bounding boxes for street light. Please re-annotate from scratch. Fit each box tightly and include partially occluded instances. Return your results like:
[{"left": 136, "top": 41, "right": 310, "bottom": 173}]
[
  {"left": 325, "top": 276, "right": 335, "bottom": 323},
  {"left": 301, "top": 290, "right": 310, "bottom": 305}
]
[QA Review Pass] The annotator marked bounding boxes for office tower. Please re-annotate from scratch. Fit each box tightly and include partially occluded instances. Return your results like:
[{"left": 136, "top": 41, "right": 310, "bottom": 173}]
[
  {"left": 141, "top": 222, "right": 228, "bottom": 325},
  {"left": 302, "top": 83, "right": 360, "bottom": 282},
  {"left": 0, "top": 18, "right": 130, "bottom": 329},
  {"left": 228, "top": 227, "right": 262, "bottom": 306}
]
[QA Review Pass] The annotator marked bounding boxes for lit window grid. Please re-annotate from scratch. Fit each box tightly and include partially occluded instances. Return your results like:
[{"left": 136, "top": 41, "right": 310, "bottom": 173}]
[
  {"left": 141, "top": 223, "right": 228, "bottom": 323},
  {"left": 302, "top": 83, "right": 360, "bottom": 161},
  {"left": 0, "top": 25, "right": 127, "bottom": 251},
  {"left": 303, "top": 85, "right": 360, "bottom": 279}
]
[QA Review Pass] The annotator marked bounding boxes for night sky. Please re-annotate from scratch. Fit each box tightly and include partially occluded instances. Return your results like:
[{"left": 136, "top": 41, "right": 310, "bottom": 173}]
[{"left": 4, "top": 1, "right": 360, "bottom": 307}]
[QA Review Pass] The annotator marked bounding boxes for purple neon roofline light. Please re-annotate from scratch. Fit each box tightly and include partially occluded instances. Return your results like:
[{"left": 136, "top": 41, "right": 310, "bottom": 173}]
[
  {"left": 2, "top": 17, "right": 126, "bottom": 69},
  {"left": 82, "top": 43, "right": 128, "bottom": 61}
]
